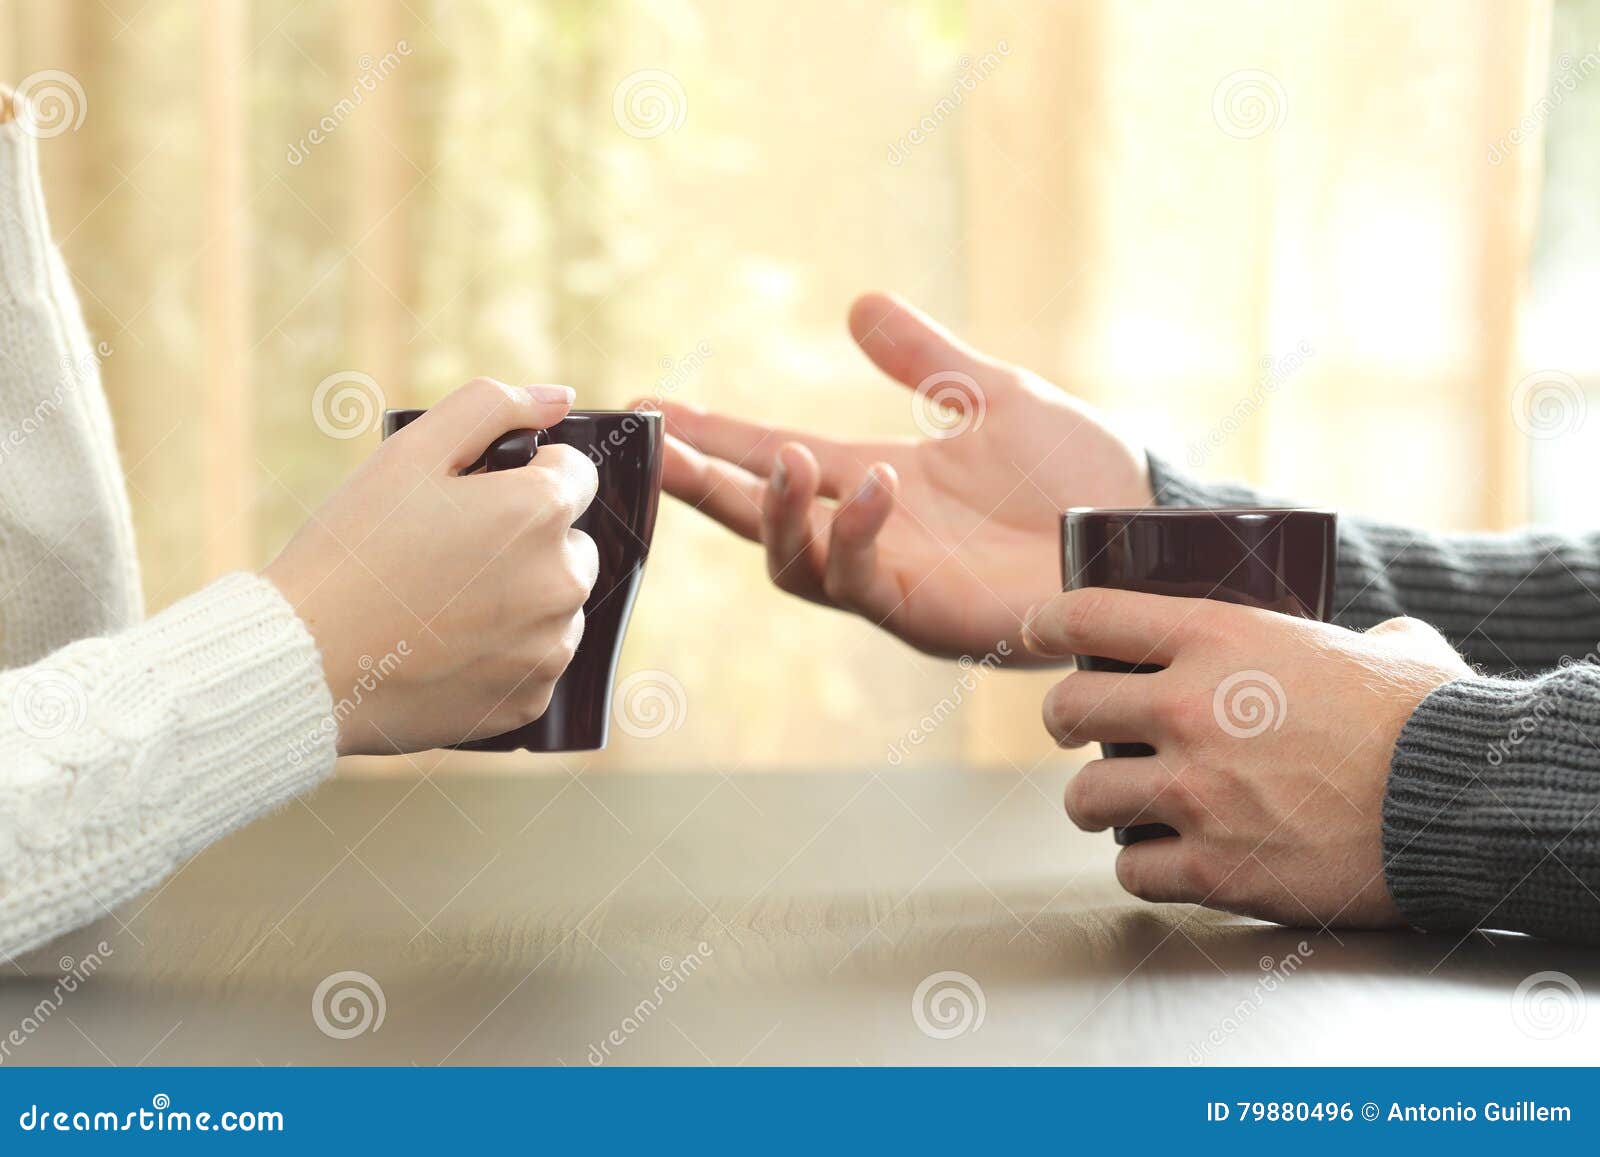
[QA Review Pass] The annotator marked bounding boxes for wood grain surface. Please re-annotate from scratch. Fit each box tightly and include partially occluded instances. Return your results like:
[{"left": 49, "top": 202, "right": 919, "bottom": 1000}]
[{"left": 3, "top": 769, "right": 1595, "bottom": 1066}]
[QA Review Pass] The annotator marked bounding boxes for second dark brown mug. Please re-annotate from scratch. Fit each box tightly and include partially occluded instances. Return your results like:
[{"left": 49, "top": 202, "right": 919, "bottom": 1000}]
[
  {"left": 382, "top": 407, "right": 665, "bottom": 753},
  {"left": 1060, "top": 506, "right": 1337, "bottom": 845}
]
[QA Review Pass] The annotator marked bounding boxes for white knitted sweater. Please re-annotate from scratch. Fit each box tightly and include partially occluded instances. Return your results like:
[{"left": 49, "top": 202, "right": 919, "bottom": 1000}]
[{"left": 0, "top": 118, "right": 336, "bottom": 961}]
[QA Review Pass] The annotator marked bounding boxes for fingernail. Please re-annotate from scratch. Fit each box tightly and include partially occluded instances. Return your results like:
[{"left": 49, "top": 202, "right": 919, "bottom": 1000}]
[
  {"left": 853, "top": 469, "right": 881, "bottom": 503},
  {"left": 771, "top": 458, "right": 789, "bottom": 496},
  {"left": 1021, "top": 603, "right": 1046, "bottom": 652},
  {"left": 526, "top": 384, "right": 576, "bottom": 404}
]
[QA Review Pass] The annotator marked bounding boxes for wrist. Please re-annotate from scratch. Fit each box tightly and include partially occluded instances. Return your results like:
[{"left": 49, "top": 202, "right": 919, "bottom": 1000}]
[{"left": 260, "top": 558, "right": 351, "bottom": 754}]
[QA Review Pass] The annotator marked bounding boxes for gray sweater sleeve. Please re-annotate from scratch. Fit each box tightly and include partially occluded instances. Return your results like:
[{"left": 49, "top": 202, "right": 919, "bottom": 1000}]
[{"left": 1150, "top": 454, "right": 1600, "bottom": 943}]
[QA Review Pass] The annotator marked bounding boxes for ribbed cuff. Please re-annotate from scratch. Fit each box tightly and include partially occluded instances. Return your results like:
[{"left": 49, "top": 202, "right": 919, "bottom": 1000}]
[
  {"left": 112, "top": 572, "right": 338, "bottom": 836},
  {"left": 0, "top": 574, "right": 337, "bottom": 960},
  {"left": 1384, "top": 671, "right": 1600, "bottom": 942}
]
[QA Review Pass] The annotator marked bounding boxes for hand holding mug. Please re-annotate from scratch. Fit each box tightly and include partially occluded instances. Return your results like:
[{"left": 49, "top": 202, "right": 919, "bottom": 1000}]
[
  {"left": 263, "top": 378, "right": 599, "bottom": 755},
  {"left": 1028, "top": 590, "right": 1470, "bottom": 928},
  {"left": 380, "top": 406, "right": 665, "bottom": 752}
]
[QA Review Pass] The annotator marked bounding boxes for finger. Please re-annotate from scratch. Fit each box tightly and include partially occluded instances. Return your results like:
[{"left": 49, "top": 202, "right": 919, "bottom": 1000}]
[
  {"left": 764, "top": 442, "right": 829, "bottom": 601},
  {"left": 821, "top": 463, "right": 897, "bottom": 611},
  {"left": 566, "top": 527, "right": 601, "bottom": 593},
  {"left": 1026, "top": 588, "right": 1208, "bottom": 667},
  {"left": 1114, "top": 840, "right": 1208, "bottom": 905},
  {"left": 661, "top": 434, "right": 766, "bottom": 541},
  {"left": 847, "top": 291, "right": 1008, "bottom": 395},
  {"left": 523, "top": 443, "right": 599, "bottom": 520},
  {"left": 1041, "top": 669, "right": 1165, "bottom": 748},
  {"left": 651, "top": 400, "right": 867, "bottom": 495},
  {"left": 1064, "top": 757, "right": 1186, "bottom": 833},
  {"left": 399, "top": 379, "right": 574, "bottom": 473}
]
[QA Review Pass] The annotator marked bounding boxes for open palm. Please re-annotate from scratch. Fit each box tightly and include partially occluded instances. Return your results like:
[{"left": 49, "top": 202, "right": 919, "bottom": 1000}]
[{"left": 656, "top": 293, "right": 1152, "bottom": 660}]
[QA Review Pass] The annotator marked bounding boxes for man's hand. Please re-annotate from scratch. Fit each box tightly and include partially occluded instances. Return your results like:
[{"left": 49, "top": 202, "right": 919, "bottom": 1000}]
[
  {"left": 652, "top": 292, "right": 1152, "bottom": 661},
  {"left": 1027, "top": 589, "right": 1473, "bottom": 927}
]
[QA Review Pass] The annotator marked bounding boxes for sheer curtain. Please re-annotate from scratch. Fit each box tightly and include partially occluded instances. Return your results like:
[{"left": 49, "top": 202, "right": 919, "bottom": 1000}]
[
  {"left": 961, "top": 0, "right": 1551, "bottom": 754},
  {"left": 0, "top": 0, "right": 1551, "bottom": 774}
]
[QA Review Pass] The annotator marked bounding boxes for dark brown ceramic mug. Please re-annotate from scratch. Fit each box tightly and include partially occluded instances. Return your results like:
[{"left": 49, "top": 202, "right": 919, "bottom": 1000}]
[
  {"left": 1060, "top": 506, "right": 1337, "bottom": 845},
  {"left": 382, "top": 407, "right": 665, "bottom": 752}
]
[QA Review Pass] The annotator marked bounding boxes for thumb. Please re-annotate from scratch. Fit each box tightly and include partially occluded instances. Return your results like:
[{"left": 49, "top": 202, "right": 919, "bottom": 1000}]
[
  {"left": 395, "top": 379, "right": 574, "bottom": 473},
  {"left": 848, "top": 291, "right": 1009, "bottom": 401}
]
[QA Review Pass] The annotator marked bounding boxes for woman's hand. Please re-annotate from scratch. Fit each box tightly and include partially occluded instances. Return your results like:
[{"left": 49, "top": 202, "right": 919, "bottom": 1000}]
[
  {"left": 653, "top": 292, "right": 1152, "bottom": 661},
  {"left": 263, "top": 378, "right": 598, "bottom": 755},
  {"left": 1028, "top": 589, "right": 1473, "bottom": 928}
]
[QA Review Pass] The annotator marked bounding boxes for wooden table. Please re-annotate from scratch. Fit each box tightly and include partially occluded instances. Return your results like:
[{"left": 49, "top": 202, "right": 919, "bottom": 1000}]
[{"left": 4, "top": 769, "right": 1596, "bottom": 1065}]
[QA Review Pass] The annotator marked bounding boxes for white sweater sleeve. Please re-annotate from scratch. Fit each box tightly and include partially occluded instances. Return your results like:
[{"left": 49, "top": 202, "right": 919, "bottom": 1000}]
[
  {"left": 1, "top": 573, "right": 337, "bottom": 961},
  {"left": 0, "top": 115, "right": 142, "bottom": 664},
  {"left": 0, "top": 108, "right": 337, "bottom": 962}
]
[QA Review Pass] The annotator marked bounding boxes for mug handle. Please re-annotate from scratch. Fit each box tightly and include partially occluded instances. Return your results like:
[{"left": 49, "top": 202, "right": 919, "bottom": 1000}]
[
  {"left": 378, "top": 408, "right": 545, "bottom": 473},
  {"left": 478, "top": 428, "right": 544, "bottom": 473}
]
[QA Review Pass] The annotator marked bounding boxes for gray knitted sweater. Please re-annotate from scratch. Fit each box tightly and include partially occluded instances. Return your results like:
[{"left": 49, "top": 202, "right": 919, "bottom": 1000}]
[{"left": 1151, "top": 456, "right": 1600, "bottom": 944}]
